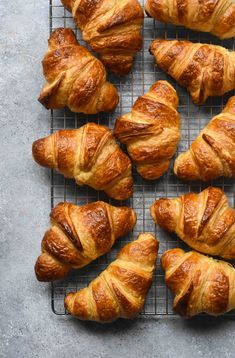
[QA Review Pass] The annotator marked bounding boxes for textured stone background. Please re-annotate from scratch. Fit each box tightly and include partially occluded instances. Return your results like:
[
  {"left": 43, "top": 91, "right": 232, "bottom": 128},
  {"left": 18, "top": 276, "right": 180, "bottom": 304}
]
[{"left": 0, "top": 1, "right": 234, "bottom": 357}]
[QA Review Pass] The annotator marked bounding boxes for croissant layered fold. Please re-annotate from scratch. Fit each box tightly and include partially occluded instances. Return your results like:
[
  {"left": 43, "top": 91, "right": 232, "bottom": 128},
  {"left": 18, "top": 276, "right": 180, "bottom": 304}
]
[
  {"left": 150, "top": 39, "right": 235, "bottom": 104},
  {"left": 174, "top": 96, "right": 235, "bottom": 181},
  {"left": 162, "top": 248, "right": 235, "bottom": 317},
  {"left": 151, "top": 187, "right": 235, "bottom": 260},
  {"left": 35, "top": 201, "right": 137, "bottom": 281},
  {"left": 114, "top": 80, "right": 180, "bottom": 179},
  {"left": 65, "top": 233, "right": 158, "bottom": 322},
  {"left": 32, "top": 123, "right": 134, "bottom": 200},
  {"left": 61, "top": 0, "right": 144, "bottom": 75},
  {"left": 38, "top": 28, "right": 119, "bottom": 113},
  {"left": 145, "top": 0, "right": 235, "bottom": 40}
]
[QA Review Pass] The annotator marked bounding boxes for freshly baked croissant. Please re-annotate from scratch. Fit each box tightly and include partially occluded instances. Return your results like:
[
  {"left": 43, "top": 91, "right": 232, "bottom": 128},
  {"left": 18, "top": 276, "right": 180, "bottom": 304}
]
[
  {"left": 32, "top": 123, "right": 133, "bottom": 200},
  {"left": 151, "top": 187, "right": 235, "bottom": 260},
  {"left": 145, "top": 0, "right": 235, "bottom": 40},
  {"left": 65, "top": 233, "right": 158, "bottom": 322},
  {"left": 114, "top": 80, "right": 180, "bottom": 180},
  {"left": 38, "top": 28, "right": 119, "bottom": 114},
  {"left": 35, "top": 201, "right": 136, "bottom": 281},
  {"left": 174, "top": 96, "right": 235, "bottom": 181},
  {"left": 162, "top": 248, "right": 235, "bottom": 317},
  {"left": 150, "top": 39, "right": 235, "bottom": 105},
  {"left": 61, "top": 0, "right": 144, "bottom": 75}
]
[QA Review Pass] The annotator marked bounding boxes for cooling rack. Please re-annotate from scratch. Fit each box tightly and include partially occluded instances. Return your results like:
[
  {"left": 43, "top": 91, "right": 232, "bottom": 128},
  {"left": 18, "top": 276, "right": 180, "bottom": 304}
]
[{"left": 49, "top": 0, "right": 235, "bottom": 316}]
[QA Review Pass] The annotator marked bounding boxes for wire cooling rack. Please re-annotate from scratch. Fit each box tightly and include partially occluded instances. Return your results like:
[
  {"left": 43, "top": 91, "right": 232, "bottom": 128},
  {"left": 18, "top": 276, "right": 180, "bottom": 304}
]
[{"left": 48, "top": 0, "right": 235, "bottom": 316}]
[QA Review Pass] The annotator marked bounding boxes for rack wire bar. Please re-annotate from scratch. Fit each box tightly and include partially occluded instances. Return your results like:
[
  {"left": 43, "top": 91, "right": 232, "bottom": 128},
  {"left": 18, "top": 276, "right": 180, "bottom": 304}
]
[{"left": 49, "top": 0, "right": 235, "bottom": 316}]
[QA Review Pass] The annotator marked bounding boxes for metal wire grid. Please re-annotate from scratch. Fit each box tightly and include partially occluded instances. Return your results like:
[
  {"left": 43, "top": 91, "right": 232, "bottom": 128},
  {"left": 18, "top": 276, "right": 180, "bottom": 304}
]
[{"left": 48, "top": 0, "right": 235, "bottom": 316}]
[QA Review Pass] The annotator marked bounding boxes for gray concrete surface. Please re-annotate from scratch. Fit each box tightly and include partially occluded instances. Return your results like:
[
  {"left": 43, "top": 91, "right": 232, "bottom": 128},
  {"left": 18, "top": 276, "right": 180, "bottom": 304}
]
[{"left": 0, "top": 1, "right": 234, "bottom": 357}]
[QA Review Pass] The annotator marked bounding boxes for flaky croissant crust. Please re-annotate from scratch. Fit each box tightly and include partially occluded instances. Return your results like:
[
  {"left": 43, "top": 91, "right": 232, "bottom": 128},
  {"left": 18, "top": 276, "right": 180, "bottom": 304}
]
[
  {"left": 174, "top": 96, "right": 235, "bottom": 181},
  {"left": 162, "top": 248, "right": 235, "bottom": 317},
  {"left": 114, "top": 80, "right": 180, "bottom": 180},
  {"left": 32, "top": 123, "right": 134, "bottom": 200},
  {"left": 145, "top": 0, "right": 235, "bottom": 40},
  {"left": 35, "top": 201, "right": 136, "bottom": 281},
  {"left": 150, "top": 39, "right": 235, "bottom": 105},
  {"left": 61, "top": 0, "right": 144, "bottom": 75},
  {"left": 65, "top": 233, "right": 158, "bottom": 322},
  {"left": 151, "top": 187, "right": 235, "bottom": 260},
  {"left": 38, "top": 28, "right": 119, "bottom": 114}
]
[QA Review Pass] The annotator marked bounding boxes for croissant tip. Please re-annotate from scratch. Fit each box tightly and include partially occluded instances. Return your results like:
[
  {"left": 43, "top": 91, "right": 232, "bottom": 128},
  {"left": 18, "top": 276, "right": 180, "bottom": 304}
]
[
  {"left": 149, "top": 39, "right": 164, "bottom": 54},
  {"left": 32, "top": 135, "right": 55, "bottom": 168},
  {"left": 49, "top": 27, "right": 76, "bottom": 41},
  {"left": 34, "top": 258, "right": 50, "bottom": 282},
  {"left": 161, "top": 248, "right": 185, "bottom": 270},
  {"left": 38, "top": 93, "right": 50, "bottom": 109},
  {"left": 150, "top": 203, "right": 157, "bottom": 221},
  {"left": 64, "top": 292, "right": 75, "bottom": 312},
  {"left": 32, "top": 138, "right": 47, "bottom": 166},
  {"left": 32, "top": 138, "right": 43, "bottom": 163}
]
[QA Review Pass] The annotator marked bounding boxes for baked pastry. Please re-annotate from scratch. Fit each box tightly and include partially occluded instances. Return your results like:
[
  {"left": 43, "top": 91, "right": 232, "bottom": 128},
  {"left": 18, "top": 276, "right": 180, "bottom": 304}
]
[
  {"left": 32, "top": 123, "right": 134, "bottom": 200},
  {"left": 162, "top": 248, "right": 235, "bottom": 317},
  {"left": 150, "top": 187, "right": 235, "bottom": 260},
  {"left": 174, "top": 96, "right": 235, "bottom": 181},
  {"left": 114, "top": 80, "right": 180, "bottom": 180},
  {"left": 35, "top": 201, "right": 136, "bottom": 281},
  {"left": 38, "top": 28, "right": 119, "bottom": 114},
  {"left": 145, "top": 0, "right": 235, "bottom": 40},
  {"left": 65, "top": 233, "right": 158, "bottom": 322},
  {"left": 61, "top": 0, "right": 144, "bottom": 75},
  {"left": 150, "top": 39, "right": 235, "bottom": 105}
]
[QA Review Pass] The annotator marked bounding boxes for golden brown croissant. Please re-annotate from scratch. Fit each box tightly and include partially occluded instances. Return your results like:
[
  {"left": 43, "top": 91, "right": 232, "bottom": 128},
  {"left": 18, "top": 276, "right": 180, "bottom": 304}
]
[
  {"left": 145, "top": 0, "right": 235, "bottom": 40},
  {"left": 65, "top": 233, "right": 158, "bottom": 322},
  {"left": 38, "top": 28, "right": 119, "bottom": 113},
  {"left": 35, "top": 201, "right": 136, "bottom": 281},
  {"left": 150, "top": 39, "right": 235, "bottom": 105},
  {"left": 151, "top": 187, "right": 235, "bottom": 260},
  {"left": 114, "top": 80, "right": 180, "bottom": 180},
  {"left": 61, "top": 0, "right": 144, "bottom": 75},
  {"left": 174, "top": 96, "right": 235, "bottom": 181},
  {"left": 162, "top": 248, "right": 235, "bottom": 317},
  {"left": 32, "top": 123, "right": 133, "bottom": 200}
]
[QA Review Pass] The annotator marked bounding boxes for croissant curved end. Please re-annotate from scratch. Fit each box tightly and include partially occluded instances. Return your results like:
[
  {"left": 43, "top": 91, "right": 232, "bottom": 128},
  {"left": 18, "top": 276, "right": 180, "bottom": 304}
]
[
  {"left": 161, "top": 248, "right": 185, "bottom": 271},
  {"left": 150, "top": 203, "right": 157, "bottom": 223},
  {"left": 35, "top": 253, "right": 70, "bottom": 281},
  {"left": 105, "top": 176, "right": 134, "bottom": 200},
  {"left": 48, "top": 27, "right": 78, "bottom": 49},
  {"left": 138, "top": 161, "right": 170, "bottom": 181},
  {"left": 114, "top": 207, "right": 137, "bottom": 236},
  {"left": 149, "top": 39, "right": 165, "bottom": 55},
  {"left": 174, "top": 152, "right": 201, "bottom": 181},
  {"left": 97, "top": 82, "right": 119, "bottom": 113},
  {"left": 64, "top": 292, "right": 75, "bottom": 312},
  {"left": 118, "top": 232, "right": 159, "bottom": 265},
  {"left": 150, "top": 198, "right": 177, "bottom": 232},
  {"left": 38, "top": 75, "right": 65, "bottom": 110},
  {"left": 32, "top": 136, "right": 54, "bottom": 168}
]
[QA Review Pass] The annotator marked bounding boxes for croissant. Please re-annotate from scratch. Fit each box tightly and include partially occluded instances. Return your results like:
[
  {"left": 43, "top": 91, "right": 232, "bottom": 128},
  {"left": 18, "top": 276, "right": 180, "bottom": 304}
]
[
  {"left": 174, "top": 96, "right": 235, "bottom": 181},
  {"left": 61, "top": 0, "right": 144, "bottom": 75},
  {"left": 114, "top": 80, "right": 180, "bottom": 180},
  {"left": 145, "top": 0, "right": 235, "bottom": 40},
  {"left": 65, "top": 233, "right": 158, "bottom": 322},
  {"left": 150, "top": 187, "right": 235, "bottom": 260},
  {"left": 38, "top": 28, "right": 119, "bottom": 114},
  {"left": 32, "top": 123, "right": 133, "bottom": 200},
  {"left": 162, "top": 248, "right": 235, "bottom": 317},
  {"left": 35, "top": 201, "right": 136, "bottom": 281},
  {"left": 150, "top": 39, "right": 235, "bottom": 105}
]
